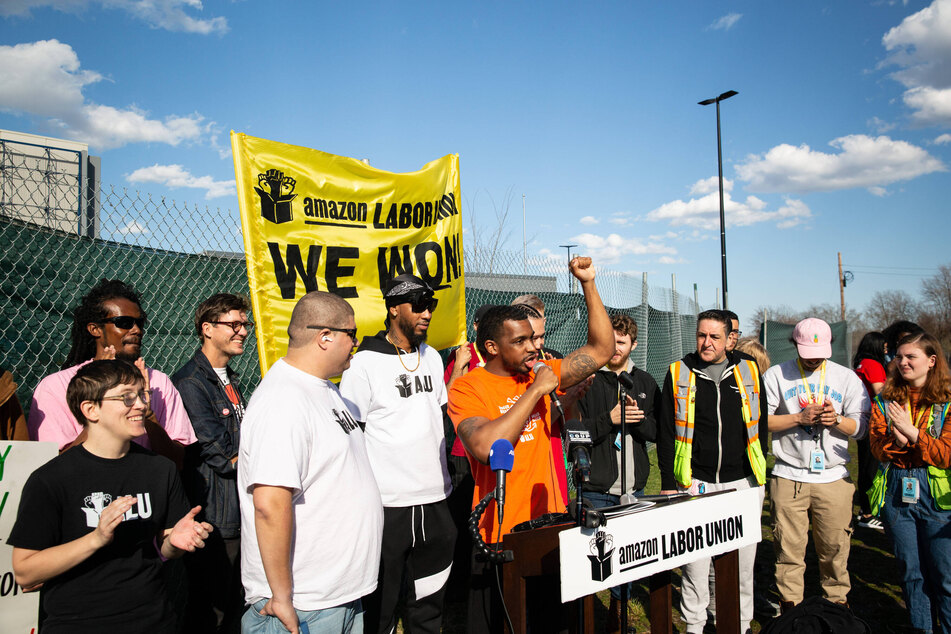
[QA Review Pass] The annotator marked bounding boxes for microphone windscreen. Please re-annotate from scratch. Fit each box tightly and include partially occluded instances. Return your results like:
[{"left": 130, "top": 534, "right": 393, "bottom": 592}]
[
  {"left": 617, "top": 371, "right": 636, "bottom": 391},
  {"left": 489, "top": 438, "right": 515, "bottom": 472},
  {"left": 532, "top": 361, "right": 547, "bottom": 374}
]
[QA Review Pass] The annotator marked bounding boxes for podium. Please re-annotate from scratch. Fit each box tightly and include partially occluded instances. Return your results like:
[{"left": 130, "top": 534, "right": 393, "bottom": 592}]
[{"left": 499, "top": 489, "right": 760, "bottom": 634}]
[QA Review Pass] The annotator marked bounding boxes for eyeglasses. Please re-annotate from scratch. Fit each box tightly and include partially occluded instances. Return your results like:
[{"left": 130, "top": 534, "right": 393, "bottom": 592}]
[
  {"left": 101, "top": 389, "right": 153, "bottom": 408},
  {"left": 212, "top": 320, "right": 254, "bottom": 333},
  {"left": 732, "top": 330, "right": 743, "bottom": 336},
  {"left": 306, "top": 325, "right": 359, "bottom": 343},
  {"left": 99, "top": 316, "right": 147, "bottom": 330},
  {"left": 410, "top": 297, "right": 438, "bottom": 313}
]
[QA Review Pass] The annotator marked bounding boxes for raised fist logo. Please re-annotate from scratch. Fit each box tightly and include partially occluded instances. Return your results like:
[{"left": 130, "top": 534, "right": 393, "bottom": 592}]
[
  {"left": 255, "top": 169, "right": 297, "bottom": 224},
  {"left": 396, "top": 374, "right": 413, "bottom": 398}
]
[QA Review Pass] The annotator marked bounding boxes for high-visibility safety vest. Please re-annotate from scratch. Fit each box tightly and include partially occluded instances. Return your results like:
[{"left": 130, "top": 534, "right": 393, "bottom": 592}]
[{"left": 669, "top": 358, "right": 767, "bottom": 488}]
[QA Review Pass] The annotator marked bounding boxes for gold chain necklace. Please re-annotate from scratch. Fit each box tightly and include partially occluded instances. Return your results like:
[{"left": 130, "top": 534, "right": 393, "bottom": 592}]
[{"left": 386, "top": 333, "right": 421, "bottom": 372}]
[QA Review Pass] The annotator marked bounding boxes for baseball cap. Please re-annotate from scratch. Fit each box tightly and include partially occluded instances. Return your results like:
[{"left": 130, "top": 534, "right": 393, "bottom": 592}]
[
  {"left": 792, "top": 318, "right": 832, "bottom": 359},
  {"left": 472, "top": 304, "right": 496, "bottom": 324}
]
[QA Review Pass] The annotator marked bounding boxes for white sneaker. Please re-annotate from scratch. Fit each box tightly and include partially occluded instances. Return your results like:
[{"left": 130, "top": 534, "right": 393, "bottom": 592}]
[{"left": 857, "top": 515, "right": 884, "bottom": 531}]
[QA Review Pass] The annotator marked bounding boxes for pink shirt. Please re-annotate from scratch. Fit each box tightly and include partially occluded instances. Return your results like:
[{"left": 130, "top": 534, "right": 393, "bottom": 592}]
[{"left": 27, "top": 360, "right": 197, "bottom": 451}]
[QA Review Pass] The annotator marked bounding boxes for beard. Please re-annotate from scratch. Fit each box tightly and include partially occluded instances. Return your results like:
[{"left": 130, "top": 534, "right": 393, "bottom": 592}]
[{"left": 398, "top": 318, "right": 427, "bottom": 348}]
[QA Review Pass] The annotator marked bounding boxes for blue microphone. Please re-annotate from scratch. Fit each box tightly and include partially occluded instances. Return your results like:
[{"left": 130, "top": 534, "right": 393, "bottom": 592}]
[{"left": 489, "top": 438, "right": 515, "bottom": 524}]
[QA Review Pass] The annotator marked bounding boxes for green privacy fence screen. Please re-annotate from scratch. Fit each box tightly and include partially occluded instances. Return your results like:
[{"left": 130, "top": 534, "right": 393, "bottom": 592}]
[{"left": 1, "top": 183, "right": 712, "bottom": 409}]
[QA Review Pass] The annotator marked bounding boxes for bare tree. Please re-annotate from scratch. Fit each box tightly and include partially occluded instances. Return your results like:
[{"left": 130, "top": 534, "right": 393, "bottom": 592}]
[
  {"left": 865, "top": 290, "right": 920, "bottom": 330},
  {"left": 920, "top": 264, "right": 951, "bottom": 348},
  {"left": 465, "top": 186, "right": 516, "bottom": 274}
]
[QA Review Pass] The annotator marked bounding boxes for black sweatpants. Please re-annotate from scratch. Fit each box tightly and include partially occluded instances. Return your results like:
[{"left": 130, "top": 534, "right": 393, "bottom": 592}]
[{"left": 363, "top": 499, "right": 455, "bottom": 634}]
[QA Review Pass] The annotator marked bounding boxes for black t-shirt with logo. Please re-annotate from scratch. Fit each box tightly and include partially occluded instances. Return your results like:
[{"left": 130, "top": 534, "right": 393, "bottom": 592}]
[{"left": 8, "top": 444, "right": 188, "bottom": 633}]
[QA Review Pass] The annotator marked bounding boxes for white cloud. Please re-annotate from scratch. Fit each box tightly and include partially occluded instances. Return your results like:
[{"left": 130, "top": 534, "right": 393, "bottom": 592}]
[
  {"left": 0, "top": 40, "right": 207, "bottom": 149},
  {"left": 579, "top": 215, "right": 599, "bottom": 225},
  {"left": 647, "top": 191, "right": 812, "bottom": 230},
  {"left": 903, "top": 86, "right": 951, "bottom": 124},
  {"left": 568, "top": 232, "right": 677, "bottom": 265},
  {"left": 935, "top": 133, "right": 951, "bottom": 143},
  {"left": 867, "top": 116, "right": 897, "bottom": 133},
  {"left": 117, "top": 220, "right": 148, "bottom": 235},
  {"left": 735, "top": 134, "right": 945, "bottom": 193},
  {"left": 882, "top": 0, "right": 951, "bottom": 124},
  {"left": 707, "top": 13, "right": 742, "bottom": 31},
  {"left": 868, "top": 186, "right": 889, "bottom": 196},
  {"left": 657, "top": 256, "right": 685, "bottom": 265},
  {"left": 689, "top": 176, "right": 734, "bottom": 196},
  {"left": 126, "top": 164, "right": 235, "bottom": 199},
  {"left": 0, "top": 0, "right": 227, "bottom": 34}
]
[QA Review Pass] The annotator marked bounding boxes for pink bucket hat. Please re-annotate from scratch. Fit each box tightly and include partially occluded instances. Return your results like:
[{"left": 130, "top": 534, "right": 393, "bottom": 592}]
[{"left": 792, "top": 318, "right": 832, "bottom": 359}]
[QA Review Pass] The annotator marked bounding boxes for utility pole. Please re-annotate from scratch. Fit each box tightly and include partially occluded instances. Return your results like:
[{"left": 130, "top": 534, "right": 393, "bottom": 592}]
[{"left": 838, "top": 252, "right": 846, "bottom": 322}]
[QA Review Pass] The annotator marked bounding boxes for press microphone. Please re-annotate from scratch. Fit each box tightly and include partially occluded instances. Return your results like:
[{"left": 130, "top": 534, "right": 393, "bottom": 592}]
[
  {"left": 618, "top": 371, "right": 635, "bottom": 392},
  {"left": 489, "top": 438, "right": 515, "bottom": 525},
  {"left": 532, "top": 361, "right": 563, "bottom": 411},
  {"left": 564, "top": 418, "right": 593, "bottom": 483}
]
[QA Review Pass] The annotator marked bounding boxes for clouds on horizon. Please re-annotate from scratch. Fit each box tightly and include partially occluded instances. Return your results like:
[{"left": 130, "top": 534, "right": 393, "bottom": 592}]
[
  {"left": 0, "top": 0, "right": 227, "bottom": 34},
  {"left": 647, "top": 179, "right": 812, "bottom": 230},
  {"left": 567, "top": 232, "right": 678, "bottom": 265},
  {"left": 0, "top": 39, "right": 208, "bottom": 150},
  {"left": 126, "top": 163, "right": 234, "bottom": 199}
]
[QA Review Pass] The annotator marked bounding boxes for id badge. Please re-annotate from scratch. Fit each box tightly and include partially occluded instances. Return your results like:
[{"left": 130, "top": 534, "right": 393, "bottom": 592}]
[
  {"left": 902, "top": 477, "right": 920, "bottom": 504},
  {"left": 685, "top": 481, "right": 706, "bottom": 495},
  {"left": 810, "top": 449, "right": 825, "bottom": 472},
  {"left": 614, "top": 433, "right": 621, "bottom": 451}
]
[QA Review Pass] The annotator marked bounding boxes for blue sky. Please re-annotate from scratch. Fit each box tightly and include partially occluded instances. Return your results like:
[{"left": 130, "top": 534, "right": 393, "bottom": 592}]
[{"left": 2, "top": 1, "right": 949, "bottom": 327}]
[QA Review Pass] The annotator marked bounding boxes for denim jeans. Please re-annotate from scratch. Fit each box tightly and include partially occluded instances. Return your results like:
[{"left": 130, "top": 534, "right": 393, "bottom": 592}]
[
  {"left": 881, "top": 466, "right": 951, "bottom": 633},
  {"left": 241, "top": 598, "right": 363, "bottom": 634}
]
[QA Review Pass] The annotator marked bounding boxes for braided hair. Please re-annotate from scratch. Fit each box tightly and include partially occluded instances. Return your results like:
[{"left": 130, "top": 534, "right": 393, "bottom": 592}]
[{"left": 62, "top": 279, "right": 142, "bottom": 369}]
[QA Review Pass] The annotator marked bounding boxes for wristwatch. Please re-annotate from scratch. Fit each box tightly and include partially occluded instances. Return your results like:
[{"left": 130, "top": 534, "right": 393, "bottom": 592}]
[{"left": 833, "top": 414, "right": 842, "bottom": 427}]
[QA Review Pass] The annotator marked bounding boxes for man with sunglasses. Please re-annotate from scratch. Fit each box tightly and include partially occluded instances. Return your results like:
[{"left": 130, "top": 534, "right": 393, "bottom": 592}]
[
  {"left": 172, "top": 293, "right": 253, "bottom": 632},
  {"left": 339, "top": 274, "right": 454, "bottom": 634},
  {"left": 239, "top": 291, "right": 381, "bottom": 634},
  {"left": 28, "top": 279, "right": 195, "bottom": 465}
]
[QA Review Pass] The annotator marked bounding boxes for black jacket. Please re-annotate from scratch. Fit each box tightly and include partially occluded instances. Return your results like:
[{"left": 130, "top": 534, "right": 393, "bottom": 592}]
[
  {"left": 578, "top": 366, "right": 660, "bottom": 494},
  {"left": 172, "top": 349, "right": 244, "bottom": 538},
  {"left": 657, "top": 350, "right": 769, "bottom": 491}
]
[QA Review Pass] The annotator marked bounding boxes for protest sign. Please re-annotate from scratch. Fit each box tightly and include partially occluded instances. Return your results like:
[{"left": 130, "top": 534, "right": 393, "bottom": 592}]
[{"left": 232, "top": 132, "right": 466, "bottom": 373}]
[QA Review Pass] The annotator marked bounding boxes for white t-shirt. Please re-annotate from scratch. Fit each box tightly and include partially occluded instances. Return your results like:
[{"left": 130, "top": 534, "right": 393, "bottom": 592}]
[
  {"left": 340, "top": 338, "right": 451, "bottom": 506},
  {"left": 238, "top": 359, "right": 383, "bottom": 610},
  {"left": 764, "top": 358, "right": 870, "bottom": 483}
]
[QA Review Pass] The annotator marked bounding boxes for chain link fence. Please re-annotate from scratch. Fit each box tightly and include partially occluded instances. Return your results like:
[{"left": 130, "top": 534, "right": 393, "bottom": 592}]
[{"left": 2, "top": 172, "right": 710, "bottom": 409}]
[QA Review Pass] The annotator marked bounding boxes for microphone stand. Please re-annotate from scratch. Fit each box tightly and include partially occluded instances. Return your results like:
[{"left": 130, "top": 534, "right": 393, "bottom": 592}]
[{"left": 618, "top": 380, "right": 630, "bottom": 634}]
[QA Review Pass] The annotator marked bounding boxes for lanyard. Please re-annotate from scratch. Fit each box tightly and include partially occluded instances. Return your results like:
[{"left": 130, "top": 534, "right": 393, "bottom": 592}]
[
  {"left": 797, "top": 360, "right": 826, "bottom": 405},
  {"left": 907, "top": 400, "right": 935, "bottom": 437},
  {"left": 473, "top": 345, "right": 485, "bottom": 367}
]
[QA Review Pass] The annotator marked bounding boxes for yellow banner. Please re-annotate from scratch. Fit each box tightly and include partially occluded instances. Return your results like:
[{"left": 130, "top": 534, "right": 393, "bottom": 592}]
[{"left": 232, "top": 132, "right": 466, "bottom": 375}]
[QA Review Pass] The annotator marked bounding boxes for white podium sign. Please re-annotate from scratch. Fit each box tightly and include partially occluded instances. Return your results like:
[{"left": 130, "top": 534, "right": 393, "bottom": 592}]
[
  {"left": 0, "top": 441, "right": 58, "bottom": 633},
  {"left": 558, "top": 487, "right": 762, "bottom": 602}
]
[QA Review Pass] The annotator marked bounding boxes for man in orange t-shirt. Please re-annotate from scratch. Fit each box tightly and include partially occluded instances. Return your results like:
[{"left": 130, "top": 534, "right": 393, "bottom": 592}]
[{"left": 447, "top": 256, "right": 614, "bottom": 633}]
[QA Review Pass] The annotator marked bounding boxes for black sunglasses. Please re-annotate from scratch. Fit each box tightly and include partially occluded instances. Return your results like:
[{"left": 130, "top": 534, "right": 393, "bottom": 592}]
[
  {"left": 306, "top": 325, "right": 359, "bottom": 343},
  {"left": 410, "top": 296, "right": 438, "bottom": 313},
  {"left": 99, "top": 315, "right": 147, "bottom": 330}
]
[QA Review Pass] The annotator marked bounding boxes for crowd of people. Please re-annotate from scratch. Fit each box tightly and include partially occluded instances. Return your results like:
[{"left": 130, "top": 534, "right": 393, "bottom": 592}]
[{"left": 2, "top": 258, "right": 950, "bottom": 634}]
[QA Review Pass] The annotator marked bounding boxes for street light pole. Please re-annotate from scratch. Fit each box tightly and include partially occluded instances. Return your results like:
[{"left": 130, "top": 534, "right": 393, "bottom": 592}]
[
  {"left": 560, "top": 243, "right": 578, "bottom": 293},
  {"left": 698, "top": 89, "right": 737, "bottom": 311}
]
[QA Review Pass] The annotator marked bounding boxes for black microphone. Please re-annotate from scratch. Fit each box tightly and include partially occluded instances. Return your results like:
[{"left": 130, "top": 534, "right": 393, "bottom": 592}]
[
  {"left": 532, "top": 361, "right": 563, "bottom": 411},
  {"left": 563, "top": 418, "right": 593, "bottom": 483},
  {"left": 618, "top": 371, "right": 635, "bottom": 392},
  {"left": 489, "top": 438, "right": 515, "bottom": 525}
]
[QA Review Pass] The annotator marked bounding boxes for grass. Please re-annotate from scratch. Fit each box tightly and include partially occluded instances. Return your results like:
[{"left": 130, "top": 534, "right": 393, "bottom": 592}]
[{"left": 424, "top": 443, "right": 909, "bottom": 633}]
